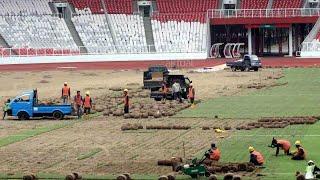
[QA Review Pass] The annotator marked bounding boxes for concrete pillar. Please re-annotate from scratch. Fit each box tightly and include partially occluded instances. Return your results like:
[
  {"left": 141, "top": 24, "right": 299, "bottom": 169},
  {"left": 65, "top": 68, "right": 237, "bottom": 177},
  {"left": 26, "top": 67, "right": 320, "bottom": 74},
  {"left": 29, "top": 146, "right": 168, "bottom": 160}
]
[
  {"left": 248, "top": 27, "right": 252, "bottom": 55},
  {"left": 289, "top": 25, "right": 293, "bottom": 56}
]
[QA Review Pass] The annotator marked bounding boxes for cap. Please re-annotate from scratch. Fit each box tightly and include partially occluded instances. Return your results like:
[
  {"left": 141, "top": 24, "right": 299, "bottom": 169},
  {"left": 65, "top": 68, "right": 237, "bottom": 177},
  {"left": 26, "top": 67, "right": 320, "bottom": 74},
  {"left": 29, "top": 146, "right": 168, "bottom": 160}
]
[
  {"left": 295, "top": 140, "right": 301, "bottom": 146},
  {"left": 124, "top": 89, "right": 128, "bottom": 92},
  {"left": 64, "top": 82, "right": 67, "bottom": 85},
  {"left": 86, "top": 91, "right": 90, "bottom": 95},
  {"left": 249, "top": 146, "right": 255, "bottom": 152}
]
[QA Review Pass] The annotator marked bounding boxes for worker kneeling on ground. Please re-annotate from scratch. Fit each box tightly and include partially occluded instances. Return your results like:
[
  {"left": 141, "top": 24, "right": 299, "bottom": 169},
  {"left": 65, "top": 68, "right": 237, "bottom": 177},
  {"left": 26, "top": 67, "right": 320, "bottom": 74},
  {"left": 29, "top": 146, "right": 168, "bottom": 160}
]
[
  {"left": 249, "top": 146, "right": 264, "bottom": 166},
  {"left": 188, "top": 83, "right": 195, "bottom": 105},
  {"left": 291, "top": 140, "right": 306, "bottom": 160},
  {"left": 305, "top": 160, "right": 320, "bottom": 179},
  {"left": 82, "top": 91, "right": 92, "bottom": 115},
  {"left": 123, "top": 89, "right": 129, "bottom": 114},
  {"left": 270, "top": 137, "right": 291, "bottom": 156},
  {"left": 207, "top": 143, "right": 220, "bottom": 161}
]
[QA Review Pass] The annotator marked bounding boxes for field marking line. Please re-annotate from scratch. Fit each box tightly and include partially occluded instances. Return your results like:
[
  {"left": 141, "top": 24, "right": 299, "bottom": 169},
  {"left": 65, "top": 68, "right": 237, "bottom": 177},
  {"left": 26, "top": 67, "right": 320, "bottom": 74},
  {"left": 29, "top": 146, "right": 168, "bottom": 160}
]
[{"left": 231, "top": 134, "right": 320, "bottom": 137}]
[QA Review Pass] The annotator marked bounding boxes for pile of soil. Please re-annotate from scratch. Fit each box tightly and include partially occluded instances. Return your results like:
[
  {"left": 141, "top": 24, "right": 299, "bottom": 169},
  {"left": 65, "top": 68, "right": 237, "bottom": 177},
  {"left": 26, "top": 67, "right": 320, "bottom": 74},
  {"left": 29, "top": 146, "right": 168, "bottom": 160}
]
[
  {"left": 206, "top": 162, "right": 256, "bottom": 174},
  {"left": 94, "top": 86, "right": 192, "bottom": 119},
  {"left": 236, "top": 116, "right": 318, "bottom": 130},
  {"left": 158, "top": 157, "right": 183, "bottom": 166},
  {"left": 202, "top": 126, "right": 232, "bottom": 131}
]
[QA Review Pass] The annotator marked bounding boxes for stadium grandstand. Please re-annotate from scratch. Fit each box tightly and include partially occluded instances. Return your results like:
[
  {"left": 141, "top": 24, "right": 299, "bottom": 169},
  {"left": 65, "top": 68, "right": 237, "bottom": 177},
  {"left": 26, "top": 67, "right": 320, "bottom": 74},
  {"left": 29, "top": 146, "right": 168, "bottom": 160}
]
[{"left": 0, "top": 0, "right": 320, "bottom": 64}]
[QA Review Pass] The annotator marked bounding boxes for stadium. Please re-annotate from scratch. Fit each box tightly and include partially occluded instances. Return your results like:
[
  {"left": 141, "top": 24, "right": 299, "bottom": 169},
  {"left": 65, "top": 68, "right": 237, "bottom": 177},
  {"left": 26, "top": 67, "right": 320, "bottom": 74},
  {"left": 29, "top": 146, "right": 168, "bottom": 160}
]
[{"left": 0, "top": 0, "right": 320, "bottom": 179}]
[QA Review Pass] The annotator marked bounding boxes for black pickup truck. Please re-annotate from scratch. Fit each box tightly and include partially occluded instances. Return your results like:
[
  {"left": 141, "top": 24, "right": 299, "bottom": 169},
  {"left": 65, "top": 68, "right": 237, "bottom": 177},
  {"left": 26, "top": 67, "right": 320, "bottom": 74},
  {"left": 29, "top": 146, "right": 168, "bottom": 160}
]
[
  {"left": 226, "top": 55, "right": 262, "bottom": 72},
  {"left": 143, "top": 65, "right": 192, "bottom": 101}
]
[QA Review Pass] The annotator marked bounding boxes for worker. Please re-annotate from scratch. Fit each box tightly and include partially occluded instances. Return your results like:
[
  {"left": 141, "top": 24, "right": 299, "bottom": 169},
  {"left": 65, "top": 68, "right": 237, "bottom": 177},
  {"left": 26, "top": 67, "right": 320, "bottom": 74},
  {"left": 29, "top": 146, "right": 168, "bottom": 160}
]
[
  {"left": 2, "top": 99, "right": 10, "bottom": 120},
  {"left": 305, "top": 160, "right": 320, "bottom": 179},
  {"left": 123, "top": 89, "right": 129, "bottom": 114},
  {"left": 187, "top": 83, "right": 195, "bottom": 104},
  {"left": 161, "top": 83, "right": 168, "bottom": 101},
  {"left": 208, "top": 143, "right": 221, "bottom": 161},
  {"left": 172, "top": 80, "right": 182, "bottom": 103},
  {"left": 270, "top": 137, "right": 291, "bottom": 156},
  {"left": 74, "top": 91, "right": 83, "bottom": 119},
  {"left": 249, "top": 146, "right": 264, "bottom": 166},
  {"left": 61, "top": 82, "right": 71, "bottom": 104},
  {"left": 291, "top": 140, "right": 306, "bottom": 160},
  {"left": 82, "top": 91, "right": 92, "bottom": 115}
]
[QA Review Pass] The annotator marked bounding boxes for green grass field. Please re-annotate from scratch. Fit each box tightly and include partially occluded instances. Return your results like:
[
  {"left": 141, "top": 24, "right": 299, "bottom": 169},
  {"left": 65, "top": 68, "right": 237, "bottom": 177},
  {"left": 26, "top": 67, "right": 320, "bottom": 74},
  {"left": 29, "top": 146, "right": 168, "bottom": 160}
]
[{"left": 179, "top": 68, "right": 320, "bottom": 119}]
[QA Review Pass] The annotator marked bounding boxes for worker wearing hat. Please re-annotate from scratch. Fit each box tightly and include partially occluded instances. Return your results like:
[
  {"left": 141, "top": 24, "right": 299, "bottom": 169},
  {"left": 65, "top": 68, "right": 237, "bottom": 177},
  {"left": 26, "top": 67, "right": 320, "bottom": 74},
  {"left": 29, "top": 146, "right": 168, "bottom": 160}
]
[
  {"left": 82, "top": 91, "right": 92, "bottom": 115},
  {"left": 61, "top": 82, "right": 71, "bottom": 104},
  {"left": 123, "top": 89, "right": 129, "bottom": 114},
  {"left": 249, "top": 146, "right": 264, "bottom": 166},
  {"left": 187, "top": 83, "right": 195, "bottom": 104},
  {"left": 208, "top": 143, "right": 221, "bottom": 161},
  {"left": 270, "top": 137, "right": 291, "bottom": 156},
  {"left": 291, "top": 140, "right": 306, "bottom": 160},
  {"left": 305, "top": 160, "right": 320, "bottom": 179}
]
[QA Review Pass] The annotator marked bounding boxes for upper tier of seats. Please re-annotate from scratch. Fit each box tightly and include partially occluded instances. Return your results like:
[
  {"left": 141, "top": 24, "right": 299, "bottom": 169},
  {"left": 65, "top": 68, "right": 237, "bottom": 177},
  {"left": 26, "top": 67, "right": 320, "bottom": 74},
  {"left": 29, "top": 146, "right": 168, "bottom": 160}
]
[
  {"left": 272, "top": 0, "right": 303, "bottom": 8},
  {"left": 156, "top": 0, "right": 218, "bottom": 13},
  {"left": 68, "top": 0, "right": 133, "bottom": 14},
  {"left": 152, "top": 13, "right": 206, "bottom": 23},
  {"left": 240, "top": 0, "right": 269, "bottom": 9},
  {"left": 0, "top": 0, "right": 51, "bottom": 15}
]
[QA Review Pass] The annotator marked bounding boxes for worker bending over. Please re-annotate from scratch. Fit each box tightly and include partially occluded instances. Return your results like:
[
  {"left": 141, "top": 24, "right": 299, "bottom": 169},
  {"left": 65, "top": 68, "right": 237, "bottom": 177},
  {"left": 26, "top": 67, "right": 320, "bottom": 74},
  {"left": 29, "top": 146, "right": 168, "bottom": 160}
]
[
  {"left": 83, "top": 91, "right": 92, "bottom": 115},
  {"left": 74, "top": 91, "right": 83, "bottom": 119},
  {"left": 123, "top": 89, "right": 129, "bottom": 114},
  {"left": 61, "top": 82, "right": 71, "bottom": 104},
  {"left": 270, "top": 137, "right": 291, "bottom": 156},
  {"left": 291, "top": 140, "right": 306, "bottom": 160},
  {"left": 2, "top": 99, "right": 10, "bottom": 120},
  {"left": 208, "top": 143, "right": 221, "bottom": 161},
  {"left": 305, "top": 160, "right": 320, "bottom": 179},
  {"left": 188, "top": 83, "right": 195, "bottom": 105},
  {"left": 249, "top": 146, "right": 264, "bottom": 166}
]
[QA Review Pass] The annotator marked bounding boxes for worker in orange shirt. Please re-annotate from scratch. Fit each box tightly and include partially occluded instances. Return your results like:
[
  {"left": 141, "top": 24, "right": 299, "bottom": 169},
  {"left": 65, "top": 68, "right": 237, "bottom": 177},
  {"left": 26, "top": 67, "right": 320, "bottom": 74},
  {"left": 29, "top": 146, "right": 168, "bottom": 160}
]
[
  {"left": 123, "top": 89, "right": 129, "bottom": 114},
  {"left": 291, "top": 140, "right": 306, "bottom": 160},
  {"left": 161, "top": 83, "right": 168, "bottom": 101},
  {"left": 270, "top": 137, "right": 291, "bottom": 156},
  {"left": 249, "top": 146, "right": 264, "bottom": 166},
  {"left": 74, "top": 90, "right": 83, "bottom": 119},
  {"left": 82, "top": 91, "right": 92, "bottom": 115},
  {"left": 207, "top": 143, "right": 221, "bottom": 161},
  {"left": 61, "top": 82, "right": 71, "bottom": 104},
  {"left": 187, "top": 83, "right": 195, "bottom": 104}
]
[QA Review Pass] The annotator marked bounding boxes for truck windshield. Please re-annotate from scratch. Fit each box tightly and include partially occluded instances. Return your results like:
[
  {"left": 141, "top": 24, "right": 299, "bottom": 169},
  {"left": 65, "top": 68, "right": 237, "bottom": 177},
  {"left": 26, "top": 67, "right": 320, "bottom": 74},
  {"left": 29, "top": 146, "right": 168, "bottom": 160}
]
[
  {"left": 251, "top": 55, "right": 259, "bottom": 62},
  {"left": 149, "top": 66, "right": 167, "bottom": 72},
  {"left": 14, "top": 95, "right": 30, "bottom": 102}
]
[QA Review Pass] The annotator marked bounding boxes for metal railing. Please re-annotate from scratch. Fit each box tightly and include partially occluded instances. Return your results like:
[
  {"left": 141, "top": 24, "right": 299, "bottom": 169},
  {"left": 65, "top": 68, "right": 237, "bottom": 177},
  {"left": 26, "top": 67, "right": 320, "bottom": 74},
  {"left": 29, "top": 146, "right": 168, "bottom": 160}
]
[
  {"left": 0, "top": 45, "right": 207, "bottom": 58},
  {"left": 207, "top": 8, "right": 320, "bottom": 19}
]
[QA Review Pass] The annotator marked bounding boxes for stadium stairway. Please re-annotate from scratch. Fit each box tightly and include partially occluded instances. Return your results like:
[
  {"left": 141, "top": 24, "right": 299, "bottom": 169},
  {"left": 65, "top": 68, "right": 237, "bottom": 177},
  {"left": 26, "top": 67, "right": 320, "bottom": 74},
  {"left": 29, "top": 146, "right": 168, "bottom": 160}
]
[
  {"left": 143, "top": 17, "right": 156, "bottom": 52},
  {"left": 303, "top": 16, "right": 320, "bottom": 42},
  {"left": 267, "top": 0, "right": 274, "bottom": 9},
  {"left": 63, "top": 5, "right": 88, "bottom": 53},
  {"left": 0, "top": 34, "right": 16, "bottom": 55},
  {"left": 48, "top": 1, "right": 58, "bottom": 14}
]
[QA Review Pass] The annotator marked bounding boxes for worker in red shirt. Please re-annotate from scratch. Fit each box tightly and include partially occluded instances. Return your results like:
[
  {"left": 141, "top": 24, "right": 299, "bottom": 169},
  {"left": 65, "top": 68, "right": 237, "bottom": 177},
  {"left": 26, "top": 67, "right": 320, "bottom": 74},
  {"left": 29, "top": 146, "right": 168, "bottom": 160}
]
[
  {"left": 74, "top": 90, "right": 83, "bottom": 119},
  {"left": 123, "top": 89, "right": 129, "bottom": 114},
  {"left": 249, "top": 146, "right": 264, "bottom": 166},
  {"left": 270, "top": 137, "right": 291, "bottom": 156},
  {"left": 61, "top": 82, "right": 71, "bottom": 104},
  {"left": 208, "top": 143, "right": 221, "bottom": 161},
  {"left": 82, "top": 91, "right": 92, "bottom": 115},
  {"left": 187, "top": 83, "right": 195, "bottom": 104}
]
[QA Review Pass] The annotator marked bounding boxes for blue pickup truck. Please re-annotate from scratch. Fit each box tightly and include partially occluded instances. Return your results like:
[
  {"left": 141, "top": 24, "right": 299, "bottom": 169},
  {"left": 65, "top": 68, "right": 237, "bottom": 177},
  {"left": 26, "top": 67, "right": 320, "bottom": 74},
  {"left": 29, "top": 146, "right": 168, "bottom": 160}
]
[{"left": 7, "top": 90, "right": 73, "bottom": 120}]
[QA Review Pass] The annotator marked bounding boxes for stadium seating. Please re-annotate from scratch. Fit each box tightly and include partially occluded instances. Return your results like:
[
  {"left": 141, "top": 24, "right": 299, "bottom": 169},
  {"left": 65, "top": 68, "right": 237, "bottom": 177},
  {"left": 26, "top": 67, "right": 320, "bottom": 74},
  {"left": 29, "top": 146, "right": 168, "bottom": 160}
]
[
  {"left": 72, "top": 14, "right": 147, "bottom": 53},
  {"left": 0, "top": 0, "right": 51, "bottom": 15},
  {"left": 151, "top": 19, "right": 207, "bottom": 53},
  {"left": 0, "top": 47, "right": 10, "bottom": 57},
  {"left": 240, "top": 0, "right": 269, "bottom": 9},
  {"left": 272, "top": 0, "right": 303, "bottom": 8},
  {"left": 0, "top": 15, "right": 78, "bottom": 55},
  {"left": 69, "top": 0, "right": 133, "bottom": 14},
  {"left": 156, "top": 0, "right": 218, "bottom": 13}
]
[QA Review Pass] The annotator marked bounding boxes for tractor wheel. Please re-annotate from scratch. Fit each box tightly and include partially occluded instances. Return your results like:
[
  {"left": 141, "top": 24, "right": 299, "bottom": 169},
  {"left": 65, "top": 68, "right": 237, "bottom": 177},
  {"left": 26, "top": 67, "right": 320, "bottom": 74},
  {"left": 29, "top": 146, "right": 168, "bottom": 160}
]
[
  {"left": 18, "top": 112, "right": 29, "bottom": 120},
  {"left": 53, "top": 111, "right": 64, "bottom": 120}
]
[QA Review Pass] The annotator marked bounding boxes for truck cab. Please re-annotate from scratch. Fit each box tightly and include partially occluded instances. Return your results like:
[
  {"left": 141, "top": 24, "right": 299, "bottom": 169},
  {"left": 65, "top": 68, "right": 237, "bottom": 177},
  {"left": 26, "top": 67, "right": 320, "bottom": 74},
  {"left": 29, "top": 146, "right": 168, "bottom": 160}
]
[
  {"left": 8, "top": 90, "right": 73, "bottom": 120},
  {"left": 226, "top": 54, "right": 262, "bottom": 71}
]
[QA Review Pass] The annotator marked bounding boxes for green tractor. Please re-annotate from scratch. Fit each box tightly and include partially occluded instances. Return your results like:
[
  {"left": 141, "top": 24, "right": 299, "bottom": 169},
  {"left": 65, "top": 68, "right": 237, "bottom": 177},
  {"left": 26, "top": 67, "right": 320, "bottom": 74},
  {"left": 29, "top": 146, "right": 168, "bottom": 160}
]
[{"left": 174, "top": 150, "right": 211, "bottom": 179}]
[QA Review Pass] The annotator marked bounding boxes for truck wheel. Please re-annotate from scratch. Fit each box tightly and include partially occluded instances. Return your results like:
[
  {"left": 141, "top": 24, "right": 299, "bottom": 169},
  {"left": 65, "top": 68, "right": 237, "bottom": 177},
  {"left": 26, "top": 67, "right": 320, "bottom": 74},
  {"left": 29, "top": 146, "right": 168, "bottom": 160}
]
[
  {"left": 18, "top": 112, "right": 29, "bottom": 120},
  {"left": 254, "top": 67, "right": 259, "bottom": 71},
  {"left": 53, "top": 111, "right": 64, "bottom": 120},
  {"left": 240, "top": 68, "right": 245, "bottom": 72},
  {"left": 154, "top": 98, "right": 162, "bottom": 101}
]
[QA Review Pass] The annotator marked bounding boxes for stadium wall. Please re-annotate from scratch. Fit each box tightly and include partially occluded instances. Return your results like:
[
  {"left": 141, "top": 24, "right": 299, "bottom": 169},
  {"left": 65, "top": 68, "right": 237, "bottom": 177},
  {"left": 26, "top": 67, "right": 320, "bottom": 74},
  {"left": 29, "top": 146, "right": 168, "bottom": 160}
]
[{"left": 0, "top": 53, "right": 207, "bottom": 65}]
